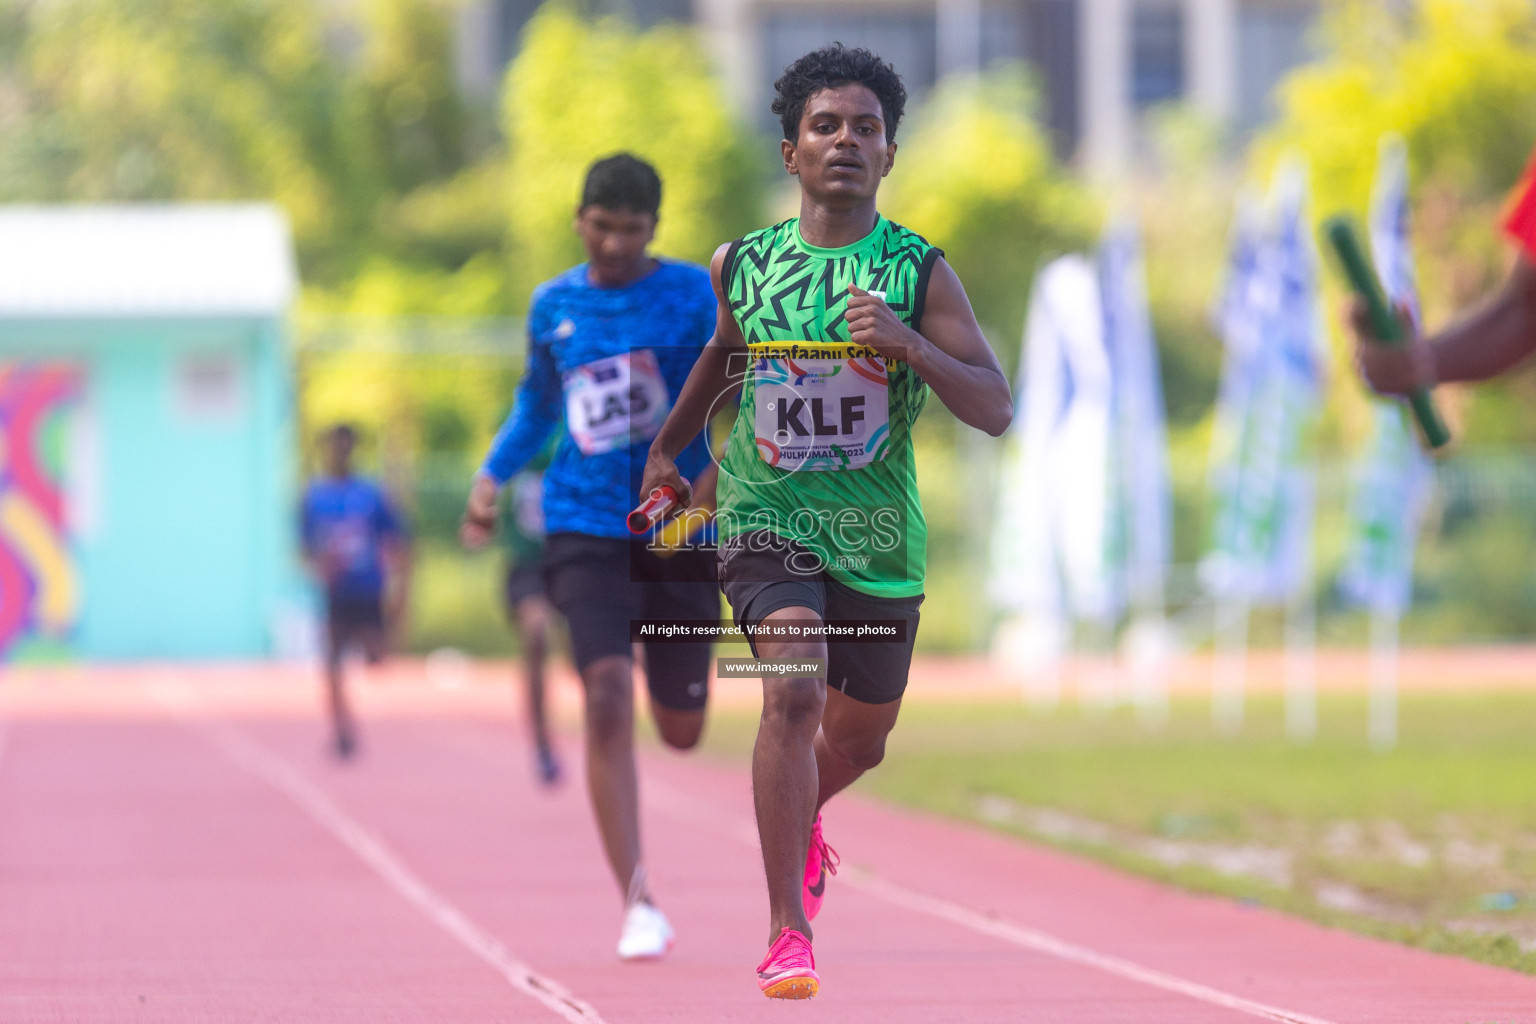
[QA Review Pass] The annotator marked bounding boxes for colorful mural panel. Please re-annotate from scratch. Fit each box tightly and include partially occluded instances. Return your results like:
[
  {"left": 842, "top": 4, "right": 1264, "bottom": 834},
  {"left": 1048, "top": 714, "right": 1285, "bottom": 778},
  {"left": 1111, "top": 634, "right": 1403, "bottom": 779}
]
[{"left": 0, "top": 363, "right": 82, "bottom": 659}]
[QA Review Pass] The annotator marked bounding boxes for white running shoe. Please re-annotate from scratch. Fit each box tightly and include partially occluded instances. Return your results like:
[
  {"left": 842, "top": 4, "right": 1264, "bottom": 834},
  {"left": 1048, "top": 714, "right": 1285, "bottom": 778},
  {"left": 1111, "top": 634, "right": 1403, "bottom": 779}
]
[{"left": 616, "top": 902, "right": 674, "bottom": 961}]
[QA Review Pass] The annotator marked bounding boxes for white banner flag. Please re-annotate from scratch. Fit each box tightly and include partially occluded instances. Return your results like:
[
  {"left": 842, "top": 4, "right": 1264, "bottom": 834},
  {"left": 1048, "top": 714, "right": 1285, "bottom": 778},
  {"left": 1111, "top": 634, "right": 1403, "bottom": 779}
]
[
  {"left": 989, "top": 255, "right": 1112, "bottom": 622},
  {"left": 991, "top": 228, "right": 1173, "bottom": 630}
]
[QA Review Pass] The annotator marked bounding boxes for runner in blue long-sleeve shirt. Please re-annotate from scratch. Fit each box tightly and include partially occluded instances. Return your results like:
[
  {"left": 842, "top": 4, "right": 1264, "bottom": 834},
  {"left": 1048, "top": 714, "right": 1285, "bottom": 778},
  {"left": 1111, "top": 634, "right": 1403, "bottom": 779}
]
[{"left": 461, "top": 154, "right": 718, "bottom": 962}]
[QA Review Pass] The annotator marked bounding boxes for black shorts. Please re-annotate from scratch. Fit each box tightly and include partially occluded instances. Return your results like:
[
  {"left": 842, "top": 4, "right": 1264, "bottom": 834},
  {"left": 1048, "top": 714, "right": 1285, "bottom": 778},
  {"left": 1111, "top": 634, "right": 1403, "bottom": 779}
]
[
  {"left": 542, "top": 532, "right": 717, "bottom": 712},
  {"left": 326, "top": 592, "right": 384, "bottom": 663},
  {"left": 718, "top": 530, "right": 922, "bottom": 705},
  {"left": 503, "top": 561, "right": 545, "bottom": 611}
]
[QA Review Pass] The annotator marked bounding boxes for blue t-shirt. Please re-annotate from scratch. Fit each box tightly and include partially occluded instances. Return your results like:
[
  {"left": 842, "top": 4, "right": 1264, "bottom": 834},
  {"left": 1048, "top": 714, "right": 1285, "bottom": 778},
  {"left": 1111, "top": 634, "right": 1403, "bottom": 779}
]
[
  {"left": 300, "top": 476, "right": 403, "bottom": 597},
  {"left": 480, "top": 260, "right": 715, "bottom": 540}
]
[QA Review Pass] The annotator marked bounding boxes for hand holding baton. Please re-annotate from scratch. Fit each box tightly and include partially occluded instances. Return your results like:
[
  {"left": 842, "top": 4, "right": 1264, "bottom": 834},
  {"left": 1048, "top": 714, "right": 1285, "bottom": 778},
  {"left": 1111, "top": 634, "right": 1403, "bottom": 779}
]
[
  {"left": 1321, "top": 215, "right": 1452, "bottom": 450},
  {"left": 627, "top": 485, "right": 680, "bottom": 535}
]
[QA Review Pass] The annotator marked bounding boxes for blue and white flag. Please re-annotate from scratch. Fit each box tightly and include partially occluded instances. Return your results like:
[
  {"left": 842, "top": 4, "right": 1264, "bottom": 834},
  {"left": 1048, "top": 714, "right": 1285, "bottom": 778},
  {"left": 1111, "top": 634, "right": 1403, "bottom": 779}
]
[
  {"left": 1264, "top": 164, "right": 1326, "bottom": 600},
  {"left": 1203, "top": 164, "right": 1325, "bottom": 603},
  {"left": 1337, "top": 137, "right": 1432, "bottom": 615},
  {"left": 1100, "top": 218, "right": 1172, "bottom": 614},
  {"left": 1204, "top": 195, "right": 1263, "bottom": 596}
]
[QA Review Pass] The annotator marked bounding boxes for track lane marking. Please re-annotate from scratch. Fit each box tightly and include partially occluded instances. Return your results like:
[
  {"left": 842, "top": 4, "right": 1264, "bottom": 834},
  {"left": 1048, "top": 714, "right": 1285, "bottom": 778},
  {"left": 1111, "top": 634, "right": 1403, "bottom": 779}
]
[
  {"left": 643, "top": 777, "right": 1340, "bottom": 1024},
  {"left": 842, "top": 872, "right": 1338, "bottom": 1024},
  {"left": 149, "top": 680, "right": 608, "bottom": 1024}
]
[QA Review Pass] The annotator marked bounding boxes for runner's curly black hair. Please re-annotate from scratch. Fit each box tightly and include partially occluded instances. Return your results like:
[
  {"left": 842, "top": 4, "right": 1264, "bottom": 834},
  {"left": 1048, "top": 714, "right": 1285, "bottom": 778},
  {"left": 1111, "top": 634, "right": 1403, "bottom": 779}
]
[{"left": 772, "top": 43, "right": 907, "bottom": 144}]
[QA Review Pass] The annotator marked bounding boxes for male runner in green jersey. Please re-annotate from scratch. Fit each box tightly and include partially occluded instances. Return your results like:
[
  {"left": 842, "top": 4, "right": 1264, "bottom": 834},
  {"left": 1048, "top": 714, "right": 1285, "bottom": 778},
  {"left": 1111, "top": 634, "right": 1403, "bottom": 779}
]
[{"left": 641, "top": 43, "right": 1012, "bottom": 998}]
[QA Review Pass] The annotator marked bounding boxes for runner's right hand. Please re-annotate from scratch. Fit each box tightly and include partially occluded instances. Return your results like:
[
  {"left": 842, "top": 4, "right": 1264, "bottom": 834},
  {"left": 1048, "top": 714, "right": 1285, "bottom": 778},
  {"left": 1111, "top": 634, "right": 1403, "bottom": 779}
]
[
  {"left": 1345, "top": 296, "right": 1435, "bottom": 397},
  {"left": 639, "top": 447, "right": 692, "bottom": 518},
  {"left": 459, "top": 475, "right": 499, "bottom": 549}
]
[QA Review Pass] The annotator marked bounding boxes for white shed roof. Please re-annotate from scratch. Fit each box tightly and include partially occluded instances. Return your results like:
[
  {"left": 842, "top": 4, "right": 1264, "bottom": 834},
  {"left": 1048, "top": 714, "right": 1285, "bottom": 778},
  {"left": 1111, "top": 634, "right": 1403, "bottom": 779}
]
[{"left": 0, "top": 204, "right": 298, "bottom": 318}]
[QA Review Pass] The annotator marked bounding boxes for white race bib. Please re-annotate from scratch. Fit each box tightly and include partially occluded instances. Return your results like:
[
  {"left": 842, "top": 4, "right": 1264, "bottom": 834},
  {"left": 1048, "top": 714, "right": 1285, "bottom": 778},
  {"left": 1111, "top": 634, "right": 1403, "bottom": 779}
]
[
  {"left": 751, "top": 342, "right": 892, "bottom": 471},
  {"left": 563, "top": 350, "right": 671, "bottom": 456}
]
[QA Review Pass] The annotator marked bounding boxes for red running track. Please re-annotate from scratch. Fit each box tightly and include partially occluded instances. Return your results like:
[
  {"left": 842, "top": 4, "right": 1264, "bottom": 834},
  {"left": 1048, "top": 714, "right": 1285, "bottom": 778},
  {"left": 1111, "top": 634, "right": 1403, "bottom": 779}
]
[{"left": 1, "top": 667, "right": 1534, "bottom": 1023}]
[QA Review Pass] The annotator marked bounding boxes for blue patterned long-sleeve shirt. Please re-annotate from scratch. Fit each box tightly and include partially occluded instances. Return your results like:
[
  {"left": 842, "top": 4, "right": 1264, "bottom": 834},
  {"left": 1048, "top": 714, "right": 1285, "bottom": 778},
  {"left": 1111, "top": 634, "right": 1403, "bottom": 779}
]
[{"left": 480, "top": 260, "right": 716, "bottom": 540}]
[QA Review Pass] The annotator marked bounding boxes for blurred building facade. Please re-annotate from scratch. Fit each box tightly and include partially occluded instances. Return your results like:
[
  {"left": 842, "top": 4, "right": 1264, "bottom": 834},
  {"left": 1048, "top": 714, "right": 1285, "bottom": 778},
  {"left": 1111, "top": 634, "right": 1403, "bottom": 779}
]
[
  {"left": 457, "top": 0, "right": 1317, "bottom": 170},
  {"left": 0, "top": 205, "right": 304, "bottom": 661}
]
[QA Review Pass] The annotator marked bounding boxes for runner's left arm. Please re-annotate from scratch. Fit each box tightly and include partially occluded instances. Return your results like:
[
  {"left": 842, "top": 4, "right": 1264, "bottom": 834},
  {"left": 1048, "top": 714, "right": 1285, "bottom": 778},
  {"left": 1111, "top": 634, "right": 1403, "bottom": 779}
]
[{"left": 844, "top": 258, "right": 1012, "bottom": 436}]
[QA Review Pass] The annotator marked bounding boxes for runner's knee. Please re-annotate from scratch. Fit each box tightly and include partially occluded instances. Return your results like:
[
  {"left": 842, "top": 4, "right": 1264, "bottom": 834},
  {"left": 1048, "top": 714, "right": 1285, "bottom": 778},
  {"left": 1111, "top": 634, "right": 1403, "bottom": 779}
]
[
  {"left": 762, "top": 674, "right": 826, "bottom": 729},
  {"left": 823, "top": 724, "right": 890, "bottom": 771},
  {"left": 581, "top": 660, "right": 633, "bottom": 744},
  {"left": 516, "top": 601, "right": 551, "bottom": 644},
  {"left": 652, "top": 705, "right": 705, "bottom": 751},
  {"left": 522, "top": 632, "right": 547, "bottom": 664}
]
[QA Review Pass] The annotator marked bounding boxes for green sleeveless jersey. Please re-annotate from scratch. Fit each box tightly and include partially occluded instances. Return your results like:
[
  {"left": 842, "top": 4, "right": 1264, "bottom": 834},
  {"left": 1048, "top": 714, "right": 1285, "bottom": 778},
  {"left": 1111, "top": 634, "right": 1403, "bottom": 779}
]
[{"left": 717, "top": 215, "right": 941, "bottom": 598}]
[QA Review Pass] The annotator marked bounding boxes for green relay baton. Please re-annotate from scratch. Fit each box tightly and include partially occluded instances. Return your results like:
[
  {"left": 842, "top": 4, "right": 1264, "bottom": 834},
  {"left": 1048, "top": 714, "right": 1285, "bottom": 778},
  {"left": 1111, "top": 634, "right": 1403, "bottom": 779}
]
[{"left": 1322, "top": 215, "right": 1452, "bottom": 450}]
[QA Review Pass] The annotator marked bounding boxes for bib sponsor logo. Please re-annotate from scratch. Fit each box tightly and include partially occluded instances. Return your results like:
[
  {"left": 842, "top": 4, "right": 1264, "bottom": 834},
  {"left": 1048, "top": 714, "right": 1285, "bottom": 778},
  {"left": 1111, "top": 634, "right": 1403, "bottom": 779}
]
[
  {"left": 563, "top": 349, "right": 671, "bottom": 456},
  {"left": 751, "top": 342, "right": 891, "bottom": 471}
]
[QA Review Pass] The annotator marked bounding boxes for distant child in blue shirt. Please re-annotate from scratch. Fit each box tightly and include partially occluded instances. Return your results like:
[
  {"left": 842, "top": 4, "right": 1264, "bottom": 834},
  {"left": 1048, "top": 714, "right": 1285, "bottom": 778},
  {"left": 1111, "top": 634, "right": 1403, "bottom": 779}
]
[{"left": 301, "top": 423, "right": 411, "bottom": 759}]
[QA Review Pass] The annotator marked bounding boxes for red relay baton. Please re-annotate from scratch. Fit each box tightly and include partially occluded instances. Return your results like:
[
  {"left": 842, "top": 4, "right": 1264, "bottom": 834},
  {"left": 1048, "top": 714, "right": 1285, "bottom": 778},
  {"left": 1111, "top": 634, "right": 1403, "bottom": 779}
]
[{"left": 627, "top": 485, "right": 679, "bottom": 534}]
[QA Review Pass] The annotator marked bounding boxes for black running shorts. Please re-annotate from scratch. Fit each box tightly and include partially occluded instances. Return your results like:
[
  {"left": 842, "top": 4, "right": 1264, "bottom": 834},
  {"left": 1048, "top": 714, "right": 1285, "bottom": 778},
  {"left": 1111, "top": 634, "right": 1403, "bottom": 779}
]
[
  {"left": 718, "top": 530, "right": 922, "bottom": 705},
  {"left": 325, "top": 591, "right": 385, "bottom": 665},
  {"left": 542, "top": 532, "right": 717, "bottom": 712},
  {"left": 503, "top": 561, "right": 545, "bottom": 611}
]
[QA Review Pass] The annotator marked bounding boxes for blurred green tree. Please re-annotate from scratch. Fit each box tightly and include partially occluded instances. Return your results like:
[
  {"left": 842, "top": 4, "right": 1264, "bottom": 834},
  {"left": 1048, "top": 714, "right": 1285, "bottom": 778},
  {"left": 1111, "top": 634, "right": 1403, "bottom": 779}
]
[
  {"left": 356, "top": 0, "right": 469, "bottom": 196},
  {"left": 879, "top": 71, "right": 1099, "bottom": 371},
  {"left": 1259, "top": 0, "right": 1536, "bottom": 220},
  {"left": 0, "top": 0, "right": 521, "bottom": 473},
  {"left": 0, "top": 0, "right": 486, "bottom": 290},
  {"left": 1254, "top": 0, "right": 1536, "bottom": 443},
  {"left": 500, "top": 1, "right": 764, "bottom": 304}
]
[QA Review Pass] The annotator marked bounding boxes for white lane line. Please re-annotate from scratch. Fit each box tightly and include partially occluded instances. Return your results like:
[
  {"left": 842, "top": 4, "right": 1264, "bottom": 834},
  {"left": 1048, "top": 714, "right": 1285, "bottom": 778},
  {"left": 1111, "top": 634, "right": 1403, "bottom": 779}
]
[
  {"left": 843, "top": 872, "right": 1338, "bottom": 1024},
  {"left": 643, "top": 777, "right": 1340, "bottom": 1024},
  {"left": 149, "top": 681, "right": 608, "bottom": 1024}
]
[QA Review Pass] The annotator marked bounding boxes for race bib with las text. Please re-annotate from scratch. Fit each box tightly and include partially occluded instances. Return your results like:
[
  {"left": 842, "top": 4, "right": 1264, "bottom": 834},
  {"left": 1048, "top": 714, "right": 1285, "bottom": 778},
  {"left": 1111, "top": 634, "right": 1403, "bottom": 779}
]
[
  {"left": 563, "top": 350, "right": 671, "bottom": 456},
  {"left": 751, "top": 342, "right": 892, "bottom": 472}
]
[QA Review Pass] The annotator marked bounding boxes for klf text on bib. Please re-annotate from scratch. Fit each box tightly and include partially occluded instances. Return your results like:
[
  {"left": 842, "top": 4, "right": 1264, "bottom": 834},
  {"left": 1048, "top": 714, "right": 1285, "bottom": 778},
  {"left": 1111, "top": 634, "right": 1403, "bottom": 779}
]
[
  {"left": 563, "top": 349, "right": 671, "bottom": 456},
  {"left": 751, "top": 342, "right": 892, "bottom": 472}
]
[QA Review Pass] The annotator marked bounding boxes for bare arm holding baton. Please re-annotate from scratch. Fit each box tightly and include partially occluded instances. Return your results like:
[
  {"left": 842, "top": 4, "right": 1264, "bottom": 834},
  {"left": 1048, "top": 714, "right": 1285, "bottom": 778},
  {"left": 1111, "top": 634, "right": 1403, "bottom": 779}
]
[
  {"left": 1347, "top": 255, "right": 1536, "bottom": 393},
  {"left": 1342, "top": 151, "right": 1536, "bottom": 413},
  {"left": 639, "top": 242, "right": 749, "bottom": 515}
]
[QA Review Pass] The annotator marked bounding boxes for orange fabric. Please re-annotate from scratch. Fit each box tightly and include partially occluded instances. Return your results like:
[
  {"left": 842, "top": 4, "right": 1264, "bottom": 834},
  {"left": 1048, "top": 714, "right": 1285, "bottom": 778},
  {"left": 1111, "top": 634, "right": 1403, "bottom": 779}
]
[{"left": 1501, "top": 149, "right": 1536, "bottom": 260}]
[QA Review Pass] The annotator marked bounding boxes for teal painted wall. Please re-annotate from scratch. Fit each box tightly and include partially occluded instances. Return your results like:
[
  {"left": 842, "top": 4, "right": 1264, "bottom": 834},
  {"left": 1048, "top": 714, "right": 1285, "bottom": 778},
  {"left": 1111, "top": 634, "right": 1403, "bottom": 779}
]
[{"left": 0, "top": 317, "right": 301, "bottom": 660}]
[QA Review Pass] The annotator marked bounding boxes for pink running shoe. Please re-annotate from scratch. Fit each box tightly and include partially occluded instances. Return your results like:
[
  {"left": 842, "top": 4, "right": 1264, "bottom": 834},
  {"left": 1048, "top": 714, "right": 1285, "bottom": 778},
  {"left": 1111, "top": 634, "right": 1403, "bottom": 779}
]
[
  {"left": 756, "top": 928, "right": 818, "bottom": 999},
  {"left": 802, "top": 814, "right": 839, "bottom": 921}
]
